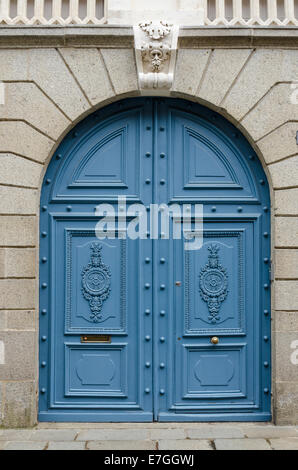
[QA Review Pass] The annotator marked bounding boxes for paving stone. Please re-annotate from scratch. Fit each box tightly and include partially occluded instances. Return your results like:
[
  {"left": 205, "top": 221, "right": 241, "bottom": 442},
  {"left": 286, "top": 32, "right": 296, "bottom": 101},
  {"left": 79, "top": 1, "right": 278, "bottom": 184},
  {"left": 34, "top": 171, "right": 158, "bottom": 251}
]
[
  {"left": 0, "top": 429, "right": 33, "bottom": 440},
  {"left": 4, "top": 441, "right": 47, "bottom": 450},
  {"left": 149, "top": 429, "right": 186, "bottom": 440},
  {"left": 87, "top": 440, "right": 156, "bottom": 450},
  {"left": 187, "top": 426, "right": 244, "bottom": 439},
  {"left": 31, "top": 429, "right": 77, "bottom": 441},
  {"left": 269, "top": 438, "right": 298, "bottom": 450},
  {"left": 214, "top": 438, "right": 271, "bottom": 450},
  {"left": 37, "top": 422, "right": 181, "bottom": 429},
  {"left": 158, "top": 439, "right": 213, "bottom": 450},
  {"left": 1, "top": 425, "right": 298, "bottom": 450},
  {"left": 243, "top": 426, "right": 298, "bottom": 438},
  {"left": 47, "top": 441, "right": 86, "bottom": 450},
  {"left": 77, "top": 429, "right": 149, "bottom": 441}
]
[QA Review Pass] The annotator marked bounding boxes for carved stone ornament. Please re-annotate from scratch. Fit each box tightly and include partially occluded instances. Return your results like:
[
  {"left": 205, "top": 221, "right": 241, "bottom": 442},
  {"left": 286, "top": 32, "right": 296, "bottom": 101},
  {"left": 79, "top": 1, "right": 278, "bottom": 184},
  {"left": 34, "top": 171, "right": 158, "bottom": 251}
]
[
  {"left": 134, "top": 20, "right": 179, "bottom": 93},
  {"left": 199, "top": 244, "right": 229, "bottom": 324},
  {"left": 81, "top": 242, "right": 111, "bottom": 323},
  {"left": 139, "top": 20, "right": 172, "bottom": 40}
]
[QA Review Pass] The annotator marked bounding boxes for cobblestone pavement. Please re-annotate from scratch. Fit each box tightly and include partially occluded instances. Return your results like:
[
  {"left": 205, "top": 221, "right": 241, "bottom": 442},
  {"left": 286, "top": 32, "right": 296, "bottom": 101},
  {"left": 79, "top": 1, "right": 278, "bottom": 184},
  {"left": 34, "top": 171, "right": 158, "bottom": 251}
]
[{"left": 0, "top": 423, "right": 297, "bottom": 450}]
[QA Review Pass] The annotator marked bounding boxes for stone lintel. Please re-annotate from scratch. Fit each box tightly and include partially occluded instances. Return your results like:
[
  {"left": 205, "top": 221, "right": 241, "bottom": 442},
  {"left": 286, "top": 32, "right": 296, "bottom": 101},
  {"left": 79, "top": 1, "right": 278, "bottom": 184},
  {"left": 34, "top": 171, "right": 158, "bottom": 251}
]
[{"left": 0, "top": 26, "right": 298, "bottom": 48}]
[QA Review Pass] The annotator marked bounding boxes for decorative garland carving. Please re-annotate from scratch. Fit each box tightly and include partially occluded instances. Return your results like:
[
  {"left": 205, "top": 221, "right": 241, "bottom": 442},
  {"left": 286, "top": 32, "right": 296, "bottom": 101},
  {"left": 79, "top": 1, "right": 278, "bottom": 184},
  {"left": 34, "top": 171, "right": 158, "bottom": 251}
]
[
  {"left": 199, "top": 244, "right": 228, "bottom": 324},
  {"left": 134, "top": 20, "right": 179, "bottom": 92},
  {"left": 81, "top": 242, "right": 111, "bottom": 323}
]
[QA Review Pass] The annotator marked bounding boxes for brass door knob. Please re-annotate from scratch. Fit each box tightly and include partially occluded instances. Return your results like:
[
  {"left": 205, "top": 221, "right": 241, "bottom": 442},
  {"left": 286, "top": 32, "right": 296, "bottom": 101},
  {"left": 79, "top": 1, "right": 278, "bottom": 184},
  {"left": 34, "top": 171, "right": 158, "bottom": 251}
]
[{"left": 210, "top": 336, "right": 219, "bottom": 345}]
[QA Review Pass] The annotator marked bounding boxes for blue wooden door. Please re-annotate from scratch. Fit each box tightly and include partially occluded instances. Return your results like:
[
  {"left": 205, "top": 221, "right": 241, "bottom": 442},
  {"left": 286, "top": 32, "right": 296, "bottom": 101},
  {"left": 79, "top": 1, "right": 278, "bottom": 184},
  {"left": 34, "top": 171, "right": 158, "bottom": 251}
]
[{"left": 39, "top": 98, "right": 271, "bottom": 422}]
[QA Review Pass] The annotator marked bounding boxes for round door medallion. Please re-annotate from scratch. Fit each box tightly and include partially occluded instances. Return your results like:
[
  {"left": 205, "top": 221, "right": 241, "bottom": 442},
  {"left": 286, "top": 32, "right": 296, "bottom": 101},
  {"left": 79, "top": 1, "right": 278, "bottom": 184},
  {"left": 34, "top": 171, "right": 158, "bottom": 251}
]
[{"left": 83, "top": 268, "right": 110, "bottom": 295}]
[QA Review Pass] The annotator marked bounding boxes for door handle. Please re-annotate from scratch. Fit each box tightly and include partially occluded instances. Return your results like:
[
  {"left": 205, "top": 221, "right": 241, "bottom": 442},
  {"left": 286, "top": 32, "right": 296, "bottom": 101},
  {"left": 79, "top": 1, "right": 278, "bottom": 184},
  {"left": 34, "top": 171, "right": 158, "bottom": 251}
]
[{"left": 210, "top": 336, "right": 219, "bottom": 345}]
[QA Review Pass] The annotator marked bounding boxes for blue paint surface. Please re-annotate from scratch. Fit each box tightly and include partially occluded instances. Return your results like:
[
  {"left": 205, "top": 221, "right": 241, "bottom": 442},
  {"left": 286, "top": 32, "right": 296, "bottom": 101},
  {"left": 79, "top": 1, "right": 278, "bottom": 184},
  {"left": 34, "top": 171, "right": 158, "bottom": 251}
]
[{"left": 39, "top": 98, "right": 271, "bottom": 422}]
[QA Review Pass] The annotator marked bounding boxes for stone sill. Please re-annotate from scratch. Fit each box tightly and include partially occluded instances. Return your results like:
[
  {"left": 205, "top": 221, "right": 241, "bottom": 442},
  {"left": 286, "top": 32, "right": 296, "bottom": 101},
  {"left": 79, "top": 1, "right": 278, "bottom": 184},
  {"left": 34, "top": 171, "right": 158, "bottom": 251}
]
[{"left": 0, "top": 25, "right": 297, "bottom": 48}]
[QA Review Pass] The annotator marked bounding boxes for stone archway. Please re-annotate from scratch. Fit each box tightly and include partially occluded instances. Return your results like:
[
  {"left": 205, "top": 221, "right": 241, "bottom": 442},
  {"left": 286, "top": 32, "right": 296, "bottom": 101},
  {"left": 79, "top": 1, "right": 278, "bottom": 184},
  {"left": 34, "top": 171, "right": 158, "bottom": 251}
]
[{"left": 0, "top": 45, "right": 297, "bottom": 425}]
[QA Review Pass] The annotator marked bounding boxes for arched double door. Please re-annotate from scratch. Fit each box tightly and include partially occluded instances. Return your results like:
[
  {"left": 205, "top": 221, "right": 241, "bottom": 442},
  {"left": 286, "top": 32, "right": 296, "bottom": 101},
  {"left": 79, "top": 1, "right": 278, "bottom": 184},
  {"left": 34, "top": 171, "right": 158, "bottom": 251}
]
[{"left": 39, "top": 98, "right": 271, "bottom": 422}]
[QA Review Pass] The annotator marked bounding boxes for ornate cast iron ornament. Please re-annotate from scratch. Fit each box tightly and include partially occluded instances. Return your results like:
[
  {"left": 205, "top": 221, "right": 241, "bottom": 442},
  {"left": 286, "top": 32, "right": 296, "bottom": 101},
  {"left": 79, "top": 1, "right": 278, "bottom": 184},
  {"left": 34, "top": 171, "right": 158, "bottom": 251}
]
[
  {"left": 199, "top": 244, "right": 229, "bottom": 324},
  {"left": 81, "top": 242, "right": 111, "bottom": 322}
]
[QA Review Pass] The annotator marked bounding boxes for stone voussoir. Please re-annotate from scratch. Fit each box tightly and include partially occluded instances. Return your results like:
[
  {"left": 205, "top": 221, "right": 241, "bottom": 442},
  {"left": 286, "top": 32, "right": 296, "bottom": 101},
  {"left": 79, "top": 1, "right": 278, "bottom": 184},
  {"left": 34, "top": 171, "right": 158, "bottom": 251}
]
[{"left": 58, "top": 48, "right": 115, "bottom": 106}]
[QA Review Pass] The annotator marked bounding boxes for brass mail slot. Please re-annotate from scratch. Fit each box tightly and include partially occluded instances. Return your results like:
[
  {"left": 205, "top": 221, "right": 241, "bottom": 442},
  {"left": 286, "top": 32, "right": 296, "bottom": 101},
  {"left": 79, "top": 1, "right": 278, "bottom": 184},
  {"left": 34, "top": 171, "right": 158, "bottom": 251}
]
[{"left": 81, "top": 335, "right": 111, "bottom": 344}]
